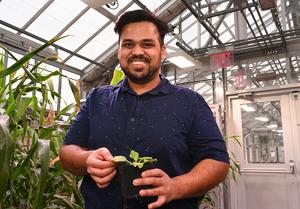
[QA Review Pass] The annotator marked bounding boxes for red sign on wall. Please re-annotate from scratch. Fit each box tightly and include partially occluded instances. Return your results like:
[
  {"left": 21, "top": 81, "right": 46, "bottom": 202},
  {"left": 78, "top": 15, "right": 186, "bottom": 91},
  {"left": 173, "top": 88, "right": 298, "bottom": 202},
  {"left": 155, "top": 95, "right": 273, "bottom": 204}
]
[
  {"left": 208, "top": 46, "right": 234, "bottom": 70},
  {"left": 210, "top": 51, "right": 232, "bottom": 69}
]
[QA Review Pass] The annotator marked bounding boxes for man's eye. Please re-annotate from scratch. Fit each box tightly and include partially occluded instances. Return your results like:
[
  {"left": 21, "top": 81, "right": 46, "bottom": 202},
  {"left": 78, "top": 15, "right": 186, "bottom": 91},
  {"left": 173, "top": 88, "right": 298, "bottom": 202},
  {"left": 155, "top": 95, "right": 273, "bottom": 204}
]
[
  {"left": 143, "top": 43, "right": 154, "bottom": 48},
  {"left": 122, "top": 43, "right": 133, "bottom": 48}
]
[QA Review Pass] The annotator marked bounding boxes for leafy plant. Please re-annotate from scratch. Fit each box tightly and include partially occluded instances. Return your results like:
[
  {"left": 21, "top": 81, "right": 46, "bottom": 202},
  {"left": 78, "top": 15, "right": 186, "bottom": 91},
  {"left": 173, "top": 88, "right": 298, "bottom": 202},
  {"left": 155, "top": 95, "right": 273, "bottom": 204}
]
[
  {"left": 200, "top": 135, "right": 240, "bottom": 209},
  {"left": 110, "top": 69, "right": 124, "bottom": 85},
  {"left": 0, "top": 38, "right": 83, "bottom": 209},
  {"left": 113, "top": 150, "right": 157, "bottom": 169}
]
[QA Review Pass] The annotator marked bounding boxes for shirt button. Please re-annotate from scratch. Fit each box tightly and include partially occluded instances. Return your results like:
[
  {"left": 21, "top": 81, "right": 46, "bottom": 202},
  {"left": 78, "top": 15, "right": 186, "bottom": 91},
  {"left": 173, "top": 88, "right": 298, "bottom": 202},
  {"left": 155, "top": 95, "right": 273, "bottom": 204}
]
[{"left": 130, "top": 117, "right": 135, "bottom": 122}]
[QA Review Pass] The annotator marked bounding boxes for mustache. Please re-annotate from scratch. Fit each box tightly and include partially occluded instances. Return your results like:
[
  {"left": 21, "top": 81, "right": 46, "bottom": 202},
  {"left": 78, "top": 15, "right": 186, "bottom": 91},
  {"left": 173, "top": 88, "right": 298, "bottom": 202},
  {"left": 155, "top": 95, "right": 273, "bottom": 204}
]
[{"left": 128, "top": 55, "right": 150, "bottom": 63}]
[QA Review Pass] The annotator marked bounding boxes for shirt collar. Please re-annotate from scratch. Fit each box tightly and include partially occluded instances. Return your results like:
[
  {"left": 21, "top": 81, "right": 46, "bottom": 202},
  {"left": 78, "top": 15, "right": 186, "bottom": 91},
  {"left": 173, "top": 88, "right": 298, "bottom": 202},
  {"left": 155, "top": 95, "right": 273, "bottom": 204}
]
[{"left": 113, "top": 74, "right": 174, "bottom": 95}]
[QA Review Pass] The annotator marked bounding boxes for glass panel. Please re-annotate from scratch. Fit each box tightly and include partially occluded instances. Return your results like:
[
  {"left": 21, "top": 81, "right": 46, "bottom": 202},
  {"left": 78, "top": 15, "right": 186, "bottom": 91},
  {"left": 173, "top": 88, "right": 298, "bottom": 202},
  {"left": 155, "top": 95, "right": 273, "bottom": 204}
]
[
  {"left": 65, "top": 56, "right": 90, "bottom": 70},
  {"left": 58, "top": 9, "right": 109, "bottom": 51},
  {"left": 139, "top": 0, "right": 168, "bottom": 11},
  {"left": 182, "top": 23, "right": 198, "bottom": 43},
  {"left": 27, "top": 0, "right": 86, "bottom": 40},
  {"left": 20, "top": 33, "right": 45, "bottom": 45},
  {"left": 77, "top": 23, "right": 118, "bottom": 60},
  {"left": 0, "top": 0, "right": 47, "bottom": 28},
  {"left": 241, "top": 101, "right": 285, "bottom": 163},
  {"left": 123, "top": 3, "right": 141, "bottom": 13}
]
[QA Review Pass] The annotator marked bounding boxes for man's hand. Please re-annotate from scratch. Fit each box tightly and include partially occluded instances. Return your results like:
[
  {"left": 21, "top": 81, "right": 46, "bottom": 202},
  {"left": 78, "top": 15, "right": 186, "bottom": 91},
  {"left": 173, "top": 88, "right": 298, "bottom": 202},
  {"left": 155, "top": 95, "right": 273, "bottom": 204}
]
[
  {"left": 133, "top": 168, "right": 177, "bottom": 209},
  {"left": 86, "top": 147, "right": 117, "bottom": 188},
  {"left": 132, "top": 159, "right": 229, "bottom": 209}
]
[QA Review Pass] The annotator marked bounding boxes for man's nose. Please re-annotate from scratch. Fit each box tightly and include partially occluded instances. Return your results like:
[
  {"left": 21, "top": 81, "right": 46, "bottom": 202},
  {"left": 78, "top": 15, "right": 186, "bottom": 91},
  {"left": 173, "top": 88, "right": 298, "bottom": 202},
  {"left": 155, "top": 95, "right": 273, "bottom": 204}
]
[{"left": 131, "top": 45, "right": 144, "bottom": 55}]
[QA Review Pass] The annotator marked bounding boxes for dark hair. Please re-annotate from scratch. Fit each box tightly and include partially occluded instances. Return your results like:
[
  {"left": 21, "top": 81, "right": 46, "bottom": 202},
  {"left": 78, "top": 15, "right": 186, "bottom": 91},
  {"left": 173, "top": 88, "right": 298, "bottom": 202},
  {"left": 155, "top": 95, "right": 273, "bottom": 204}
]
[{"left": 114, "top": 9, "right": 169, "bottom": 45}]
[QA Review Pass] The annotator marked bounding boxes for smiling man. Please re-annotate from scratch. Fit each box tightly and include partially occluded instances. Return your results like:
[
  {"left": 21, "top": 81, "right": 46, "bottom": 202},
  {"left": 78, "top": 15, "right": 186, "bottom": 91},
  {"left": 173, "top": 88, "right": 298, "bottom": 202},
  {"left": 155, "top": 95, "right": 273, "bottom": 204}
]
[{"left": 59, "top": 10, "right": 229, "bottom": 209}]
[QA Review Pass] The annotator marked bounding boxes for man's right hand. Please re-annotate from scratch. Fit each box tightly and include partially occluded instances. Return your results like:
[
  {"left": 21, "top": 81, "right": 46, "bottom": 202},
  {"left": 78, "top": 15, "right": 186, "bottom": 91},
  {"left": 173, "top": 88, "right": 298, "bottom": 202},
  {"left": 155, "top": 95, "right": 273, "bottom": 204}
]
[{"left": 86, "top": 147, "right": 117, "bottom": 188}]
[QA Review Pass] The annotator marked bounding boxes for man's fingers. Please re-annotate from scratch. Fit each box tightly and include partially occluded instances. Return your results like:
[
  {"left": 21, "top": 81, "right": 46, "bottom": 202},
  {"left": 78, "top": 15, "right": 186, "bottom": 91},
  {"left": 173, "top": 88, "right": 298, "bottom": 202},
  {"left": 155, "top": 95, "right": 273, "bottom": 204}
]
[
  {"left": 147, "top": 196, "right": 166, "bottom": 209},
  {"left": 133, "top": 177, "right": 162, "bottom": 187},
  {"left": 91, "top": 170, "right": 117, "bottom": 188},
  {"left": 87, "top": 158, "right": 115, "bottom": 168},
  {"left": 141, "top": 168, "right": 165, "bottom": 178},
  {"left": 87, "top": 166, "right": 115, "bottom": 177},
  {"left": 96, "top": 147, "right": 113, "bottom": 161},
  {"left": 139, "top": 186, "right": 162, "bottom": 197}
]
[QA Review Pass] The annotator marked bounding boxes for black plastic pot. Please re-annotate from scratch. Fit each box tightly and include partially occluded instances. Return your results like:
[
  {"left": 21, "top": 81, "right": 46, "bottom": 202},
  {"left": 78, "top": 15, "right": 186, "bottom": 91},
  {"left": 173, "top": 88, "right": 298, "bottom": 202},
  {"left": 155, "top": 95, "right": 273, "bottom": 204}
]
[{"left": 117, "top": 162, "right": 157, "bottom": 207}]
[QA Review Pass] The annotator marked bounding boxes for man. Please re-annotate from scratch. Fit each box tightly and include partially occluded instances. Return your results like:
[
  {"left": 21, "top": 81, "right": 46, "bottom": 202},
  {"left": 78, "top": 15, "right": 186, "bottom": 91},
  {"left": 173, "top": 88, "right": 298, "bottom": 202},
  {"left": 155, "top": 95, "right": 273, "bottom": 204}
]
[{"left": 60, "top": 9, "right": 229, "bottom": 209}]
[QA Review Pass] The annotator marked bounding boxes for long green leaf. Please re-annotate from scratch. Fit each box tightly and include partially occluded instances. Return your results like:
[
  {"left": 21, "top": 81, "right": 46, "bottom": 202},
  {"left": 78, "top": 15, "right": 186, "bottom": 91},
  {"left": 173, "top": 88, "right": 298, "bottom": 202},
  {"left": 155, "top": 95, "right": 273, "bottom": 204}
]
[
  {"left": 0, "top": 51, "right": 5, "bottom": 94},
  {"left": 0, "top": 115, "right": 13, "bottom": 199},
  {"left": 34, "top": 70, "right": 62, "bottom": 82},
  {"left": 15, "top": 97, "right": 32, "bottom": 122},
  {"left": 0, "top": 36, "right": 65, "bottom": 78},
  {"left": 54, "top": 104, "right": 74, "bottom": 121},
  {"left": 11, "top": 141, "right": 38, "bottom": 180},
  {"left": 31, "top": 95, "right": 38, "bottom": 118},
  {"left": 32, "top": 139, "right": 50, "bottom": 209},
  {"left": 68, "top": 79, "right": 80, "bottom": 111},
  {"left": 53, "top": 194, "right": 75, "bottom": 209},
  {"left": 110, "top": 69, "right": 124, "bottom": 85},
  {"left": 6, "top": 78, "right": 16, "bottom": 116},
  {"left": 39, "top": 128, "right": 56, "bottom": 139}
]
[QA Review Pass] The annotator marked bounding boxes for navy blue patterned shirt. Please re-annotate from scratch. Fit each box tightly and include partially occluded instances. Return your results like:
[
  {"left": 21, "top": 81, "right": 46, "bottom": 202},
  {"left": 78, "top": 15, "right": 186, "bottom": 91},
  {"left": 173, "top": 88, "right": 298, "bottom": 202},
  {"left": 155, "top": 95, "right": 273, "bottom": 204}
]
[{"left": 63, "top": 75, "right": 229, "bottom": 209}]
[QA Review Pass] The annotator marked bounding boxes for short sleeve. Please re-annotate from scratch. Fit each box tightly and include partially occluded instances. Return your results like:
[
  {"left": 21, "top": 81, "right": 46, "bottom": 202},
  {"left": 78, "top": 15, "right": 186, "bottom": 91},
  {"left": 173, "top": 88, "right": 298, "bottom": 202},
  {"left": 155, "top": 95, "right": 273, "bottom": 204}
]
[
  {"left": 63, "top": 91, "right": 92, "bottom": 147},
  {"left": 187, "top": 94, "right": 229, "bottom": 165}
]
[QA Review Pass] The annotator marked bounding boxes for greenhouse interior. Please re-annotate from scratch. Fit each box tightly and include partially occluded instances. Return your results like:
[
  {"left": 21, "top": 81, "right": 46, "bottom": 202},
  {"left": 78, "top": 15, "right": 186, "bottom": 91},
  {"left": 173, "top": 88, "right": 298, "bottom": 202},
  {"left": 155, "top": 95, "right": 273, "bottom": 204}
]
[{"left": 1, "top": 0, "right": 300, "bottom": 209}]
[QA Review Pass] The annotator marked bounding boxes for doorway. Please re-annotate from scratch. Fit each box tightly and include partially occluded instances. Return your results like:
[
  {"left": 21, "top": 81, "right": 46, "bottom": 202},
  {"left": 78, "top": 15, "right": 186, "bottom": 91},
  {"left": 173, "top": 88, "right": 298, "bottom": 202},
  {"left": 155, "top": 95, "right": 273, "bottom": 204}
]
[{"left": 226, "top": 84, "right": 300, "bottom": 209}]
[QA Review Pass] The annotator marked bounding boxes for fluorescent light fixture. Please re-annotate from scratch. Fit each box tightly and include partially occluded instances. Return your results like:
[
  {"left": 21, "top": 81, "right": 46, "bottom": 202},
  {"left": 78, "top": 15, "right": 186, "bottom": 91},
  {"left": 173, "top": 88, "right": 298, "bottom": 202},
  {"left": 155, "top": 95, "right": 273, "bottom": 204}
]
[
  {"left": 167, "top": 56, "right": 195, "bottom": 68},
  {"left": 241, "top": 104, "right": 255, "bottom": 112},
  {"left": 166, "top": 50, "right": 199, "bottom": 69},
  {"left": 254, "top": 116, "right": 269, "bottom": 122},
  {"left": 277, "top": 130, "right": 283, "bottom": 133}
]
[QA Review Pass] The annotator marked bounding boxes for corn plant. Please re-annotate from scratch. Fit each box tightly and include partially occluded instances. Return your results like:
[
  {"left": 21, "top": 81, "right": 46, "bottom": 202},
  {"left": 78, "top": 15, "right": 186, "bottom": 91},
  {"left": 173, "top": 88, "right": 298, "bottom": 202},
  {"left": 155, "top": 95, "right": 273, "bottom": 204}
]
[{"left": 0, "top": 37, "right": 83, "bottom": 209}]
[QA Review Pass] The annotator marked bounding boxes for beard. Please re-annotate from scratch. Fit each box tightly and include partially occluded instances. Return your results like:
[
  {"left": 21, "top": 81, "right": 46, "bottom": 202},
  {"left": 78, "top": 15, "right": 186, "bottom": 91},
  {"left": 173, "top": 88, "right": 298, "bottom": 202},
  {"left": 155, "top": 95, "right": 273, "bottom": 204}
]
[{"left": 121, "top": 55, "right": 160, "bottom": 84}]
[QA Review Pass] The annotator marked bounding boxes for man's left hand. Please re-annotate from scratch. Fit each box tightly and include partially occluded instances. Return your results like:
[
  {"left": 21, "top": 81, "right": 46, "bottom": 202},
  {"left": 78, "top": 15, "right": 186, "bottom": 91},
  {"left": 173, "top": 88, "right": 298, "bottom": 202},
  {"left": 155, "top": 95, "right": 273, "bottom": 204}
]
[{"left": 133, "top": 168, "right": 177, "bottom": 209}]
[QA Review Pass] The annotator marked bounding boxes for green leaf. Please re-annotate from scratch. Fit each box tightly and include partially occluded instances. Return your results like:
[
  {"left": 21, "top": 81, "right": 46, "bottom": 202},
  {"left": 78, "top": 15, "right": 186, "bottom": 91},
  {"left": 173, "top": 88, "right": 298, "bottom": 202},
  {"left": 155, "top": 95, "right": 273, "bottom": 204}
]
[
  {"left": 0, "top": 51, "right": 5, "bottom": 94},
  {"left": 0, "top": 115, "right": 13, "bottom": 199},
  {"left": 15, "top": 97, "right": 31, "bottom": 122},
  {"left": 129, "top": 150, "right": 139, "bottom": 162},
  {"left": 110, "top": 69, "right": 124, "bottom": 85},
  {"left": 11, "top": 140, "right": 38, "bottom": 180},
  {"left": 39, "top": 127, "right": 56, "bottom": 139},
  {"left": 127, "top": 150, "right": 157, "bottom": 168},
  {"left": 0, "top": 36, "right": 64, "bottom": 79},
  {"left": 31, "top": 95, "right": 38, "bottom": 118},
  {"left": 132, "top": 162, "right": 144, "bottom": 168},
  {"left": 34, "top": 70, "right": 62, "bottom": 82},
  {"left": 53, "top": 194, "right": 76, "bottom": 209},
  {"left": 6, "top": 79, "right": 16, "bottom": 115},
  {"left": 68, "top": 79, "right": 80, "bottom": 112},
  {"left": 112, "top": 156, "right": 128, "bottom": 163},
  {"left": 54, "top": 104, "right": 74, "bottom": 121},
  {"left": 32, "top": 139, "right": 50, "bottom": 209}
]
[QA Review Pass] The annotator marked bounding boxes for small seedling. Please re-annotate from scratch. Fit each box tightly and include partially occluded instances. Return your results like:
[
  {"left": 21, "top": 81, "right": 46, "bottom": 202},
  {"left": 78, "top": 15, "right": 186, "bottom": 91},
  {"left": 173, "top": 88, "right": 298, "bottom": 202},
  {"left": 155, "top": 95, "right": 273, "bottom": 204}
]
[{"left": 112, "top": 150, "right": 157, "bottom": 168}]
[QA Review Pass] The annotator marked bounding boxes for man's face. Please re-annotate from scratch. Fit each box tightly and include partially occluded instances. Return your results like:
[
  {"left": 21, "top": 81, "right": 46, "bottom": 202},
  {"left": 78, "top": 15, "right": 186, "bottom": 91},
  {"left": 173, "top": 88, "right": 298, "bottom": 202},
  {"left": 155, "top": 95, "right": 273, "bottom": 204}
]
[{"left": 118, "top": 21, "right": 166, "bottom": 84}]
